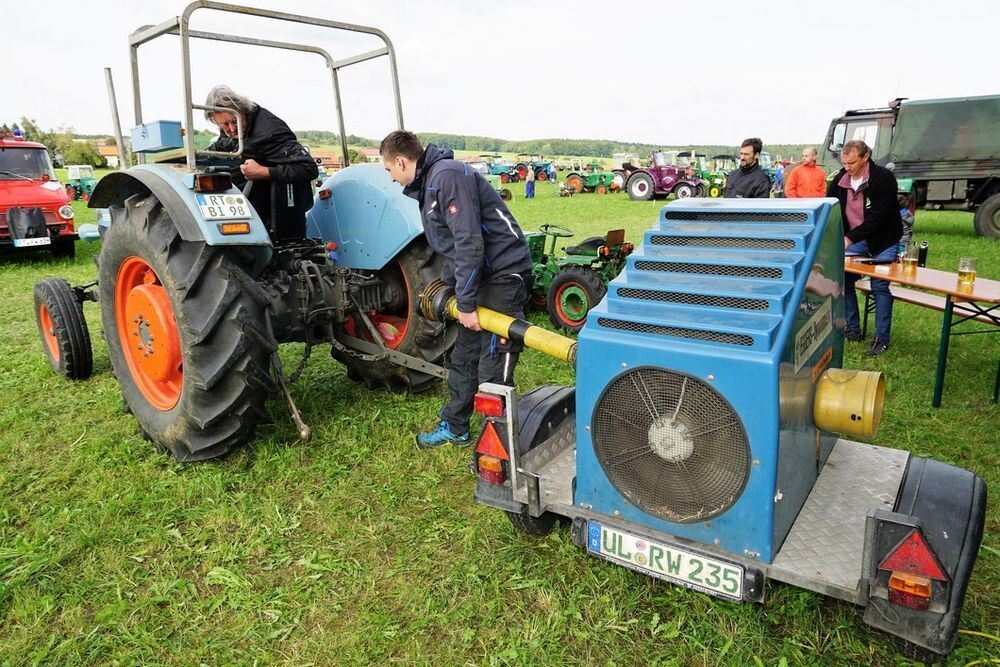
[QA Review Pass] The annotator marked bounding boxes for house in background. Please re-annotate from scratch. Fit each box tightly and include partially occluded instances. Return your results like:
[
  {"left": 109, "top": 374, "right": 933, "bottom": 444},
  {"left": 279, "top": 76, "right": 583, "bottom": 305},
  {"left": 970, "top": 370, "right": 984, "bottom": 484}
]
[{"left": 98, "top": 145, "right": 121, "bottom": 169}]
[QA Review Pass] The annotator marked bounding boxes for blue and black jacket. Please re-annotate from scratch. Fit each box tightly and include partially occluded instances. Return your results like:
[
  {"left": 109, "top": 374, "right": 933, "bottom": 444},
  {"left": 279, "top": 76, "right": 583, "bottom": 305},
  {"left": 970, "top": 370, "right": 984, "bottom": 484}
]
[{"left": 404, "top": 145, "right": 532, "bottom": 313}]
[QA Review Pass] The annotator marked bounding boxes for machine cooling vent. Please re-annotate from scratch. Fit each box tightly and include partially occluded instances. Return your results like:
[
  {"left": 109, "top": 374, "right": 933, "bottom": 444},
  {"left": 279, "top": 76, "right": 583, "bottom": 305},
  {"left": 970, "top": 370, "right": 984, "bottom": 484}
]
[
  {"left": 591, "top": 368, "right": 750, "bottom": 523},
  {"left": 662, "top": 211, "right": 808, "bottom": 223},
  {"left": 650, "top": 235, "right": 795, "bottom": 250},
  {"left": 634, "top": 260, "right": 782, "bottom": 280},
  {"left": 617, "top": 288, "right": 769, "bottom": 311},
  {"left": 597, "top": 318, "right": 754, "bottom": 346}
]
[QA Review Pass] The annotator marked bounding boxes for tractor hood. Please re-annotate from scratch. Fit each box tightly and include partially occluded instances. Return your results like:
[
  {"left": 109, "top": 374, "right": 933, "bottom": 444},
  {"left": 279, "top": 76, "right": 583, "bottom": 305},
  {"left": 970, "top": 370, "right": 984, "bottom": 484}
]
[{"left": 0, "top": 179, "right": 69, "bottom": 211}]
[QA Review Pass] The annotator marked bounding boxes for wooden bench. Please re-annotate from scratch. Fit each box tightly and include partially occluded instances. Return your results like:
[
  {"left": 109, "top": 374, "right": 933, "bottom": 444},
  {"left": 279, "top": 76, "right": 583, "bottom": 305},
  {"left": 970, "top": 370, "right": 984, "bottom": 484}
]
[{"left": 855, "top": 281, "right": 998, "bottom": 337}]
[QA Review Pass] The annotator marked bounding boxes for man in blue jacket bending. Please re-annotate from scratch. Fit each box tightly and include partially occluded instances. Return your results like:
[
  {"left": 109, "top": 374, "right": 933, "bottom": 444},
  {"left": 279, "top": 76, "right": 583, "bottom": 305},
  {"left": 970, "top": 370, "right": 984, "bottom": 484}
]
[{"left": 381, "top": 131, "right": 533, "bottom": 447}]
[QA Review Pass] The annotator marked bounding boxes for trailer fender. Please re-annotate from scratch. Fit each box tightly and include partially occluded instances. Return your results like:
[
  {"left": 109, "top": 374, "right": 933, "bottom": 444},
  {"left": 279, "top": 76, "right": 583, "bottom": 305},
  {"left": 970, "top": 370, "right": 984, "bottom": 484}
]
[
  {"left": 88, "top": 165, "right": 273, "bottom": 249},
  {"left": 862, "top": 456, "right": 987, "bottom": 656}
]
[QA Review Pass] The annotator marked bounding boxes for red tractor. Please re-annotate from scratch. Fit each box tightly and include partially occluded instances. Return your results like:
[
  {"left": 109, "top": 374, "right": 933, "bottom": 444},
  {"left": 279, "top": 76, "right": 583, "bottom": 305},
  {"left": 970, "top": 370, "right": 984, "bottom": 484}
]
[{"left": 1, "top": 132, "right": 78, "bottom": 259}]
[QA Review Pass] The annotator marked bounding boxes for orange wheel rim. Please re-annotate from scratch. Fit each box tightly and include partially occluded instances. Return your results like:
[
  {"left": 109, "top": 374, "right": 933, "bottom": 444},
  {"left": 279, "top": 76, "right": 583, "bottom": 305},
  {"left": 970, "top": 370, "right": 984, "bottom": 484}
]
[
  {"left": 115, "top": 256, "right": 183, "bottom": 410},
  {"left": 38, "top": 304, "right": 60, "bottom": 362}
]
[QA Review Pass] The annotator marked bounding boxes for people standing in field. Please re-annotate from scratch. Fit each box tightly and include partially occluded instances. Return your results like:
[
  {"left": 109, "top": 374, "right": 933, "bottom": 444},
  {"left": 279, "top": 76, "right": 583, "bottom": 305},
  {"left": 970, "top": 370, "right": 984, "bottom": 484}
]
[
  {"left": 380, "top": 131, "right": 533, "bottom": 448},
  {"left": 784, "top": 147, "right": 828, "bottom": 198},
  {"left": 827, "top": 139, "right": 903, "bottom": 357},
  {"left": 724, "top": 138, "right": 772, "bottom": 199},
  {"left": 524, "top": 163, "right": 535, "bottom": 199}
]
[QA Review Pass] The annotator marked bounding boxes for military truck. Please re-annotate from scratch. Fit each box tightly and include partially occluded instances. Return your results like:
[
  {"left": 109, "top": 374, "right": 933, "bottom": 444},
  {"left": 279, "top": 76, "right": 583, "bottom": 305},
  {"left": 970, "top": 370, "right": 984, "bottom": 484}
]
[{"left": 818, "top": 95, "right": 1000, "bottom": 237}]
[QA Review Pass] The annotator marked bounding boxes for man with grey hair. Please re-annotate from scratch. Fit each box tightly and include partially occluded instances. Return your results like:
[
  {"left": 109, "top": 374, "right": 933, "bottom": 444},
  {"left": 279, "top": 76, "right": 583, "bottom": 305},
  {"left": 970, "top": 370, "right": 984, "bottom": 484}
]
[{"left": 205, "top": 85, "right": 318, "bottom": 241}]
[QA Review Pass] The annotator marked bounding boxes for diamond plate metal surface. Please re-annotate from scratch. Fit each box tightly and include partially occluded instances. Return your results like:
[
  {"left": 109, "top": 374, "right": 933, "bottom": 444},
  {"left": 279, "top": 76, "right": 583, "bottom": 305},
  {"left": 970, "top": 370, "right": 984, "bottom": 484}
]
[
  {"left": 771, "top": 440, "right": 908, "bottom": 599},
  {"left": 519, "top": 420, "right": 576, "bottom": 508}
]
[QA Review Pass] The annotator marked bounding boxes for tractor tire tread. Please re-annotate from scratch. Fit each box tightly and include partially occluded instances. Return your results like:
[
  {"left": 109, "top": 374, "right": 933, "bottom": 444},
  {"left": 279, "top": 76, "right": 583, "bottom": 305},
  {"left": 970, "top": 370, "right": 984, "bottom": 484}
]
[
  {"left": 506, "top": 510, "right": 557, "bottom": 536},
  {"left": 34, "top": 277, "right": 93, "bottom": 380}
]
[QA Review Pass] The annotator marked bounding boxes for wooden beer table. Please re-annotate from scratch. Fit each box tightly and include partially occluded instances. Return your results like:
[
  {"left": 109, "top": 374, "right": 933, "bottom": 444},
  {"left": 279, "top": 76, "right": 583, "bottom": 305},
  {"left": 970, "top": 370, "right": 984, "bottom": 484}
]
[{"left": 846, "top": 257, "right": 1000, "bottom": 407}]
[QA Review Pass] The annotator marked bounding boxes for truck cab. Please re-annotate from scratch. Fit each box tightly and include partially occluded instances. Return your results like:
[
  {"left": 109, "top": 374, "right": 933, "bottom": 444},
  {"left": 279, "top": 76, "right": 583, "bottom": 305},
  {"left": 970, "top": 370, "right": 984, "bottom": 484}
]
[{"left": 0, "top": 133, "right": 77, "bottom": 258}]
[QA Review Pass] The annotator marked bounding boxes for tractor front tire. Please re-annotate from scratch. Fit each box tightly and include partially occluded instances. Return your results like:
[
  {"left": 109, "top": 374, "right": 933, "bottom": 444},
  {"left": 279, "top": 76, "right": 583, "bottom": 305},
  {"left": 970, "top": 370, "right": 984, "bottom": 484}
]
[
  {"left": 626, "top": 172, "right": 655, "bottom": 201},
  {"left": 34, "top": 277, "right": 93, "bottom": 380},
  {"left": 673, "top": 183, "right": 695, "bottom": 199},
  {"left": 546, "top": 265, "right": 606, "bottom": 333},
  {"left": 500, "top": 172, "right": 509, "bottom": 184},
  {"left": 334, "top": 238, "right": 457, "bottom": 393},
  {"left": 709, "top": 184, "right": 723, "bottom": 198},
  {"left": 506, "top": 509, "right": 557, "bottom": 536},
  {"left": 99, "top": 194, "right": 274, "bottom": 462}
]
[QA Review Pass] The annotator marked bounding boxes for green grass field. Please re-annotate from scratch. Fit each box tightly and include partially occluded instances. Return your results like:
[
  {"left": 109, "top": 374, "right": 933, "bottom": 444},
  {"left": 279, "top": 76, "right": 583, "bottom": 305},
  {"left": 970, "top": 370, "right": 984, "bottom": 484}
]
[{"left": 1, "top": 177, "right": 997, "bottom": 665}]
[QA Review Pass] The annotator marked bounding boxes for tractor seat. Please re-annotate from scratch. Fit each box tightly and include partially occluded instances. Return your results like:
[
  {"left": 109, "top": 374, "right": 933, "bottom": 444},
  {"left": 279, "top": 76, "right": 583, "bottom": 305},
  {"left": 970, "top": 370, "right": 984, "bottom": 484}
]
[{"left": 564, "top": 236, "right": 605, "bottom": 256}]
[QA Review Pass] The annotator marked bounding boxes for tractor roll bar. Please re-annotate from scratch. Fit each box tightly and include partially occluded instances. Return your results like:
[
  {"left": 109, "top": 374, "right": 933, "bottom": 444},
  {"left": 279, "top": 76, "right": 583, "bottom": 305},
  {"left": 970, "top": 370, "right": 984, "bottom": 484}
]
[{"left": 128, "top": 0, "right": 404, "bottom": 170}]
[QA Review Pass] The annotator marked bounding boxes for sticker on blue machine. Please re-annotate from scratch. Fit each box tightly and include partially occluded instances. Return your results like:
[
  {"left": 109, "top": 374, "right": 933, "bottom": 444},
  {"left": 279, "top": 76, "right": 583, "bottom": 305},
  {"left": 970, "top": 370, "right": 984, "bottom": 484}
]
[
  {"left": 794, "top": 298, "right": 832, "bottom": 373},
  {"left": 588, "top": 522, "right": 602, "bottom": 551}
]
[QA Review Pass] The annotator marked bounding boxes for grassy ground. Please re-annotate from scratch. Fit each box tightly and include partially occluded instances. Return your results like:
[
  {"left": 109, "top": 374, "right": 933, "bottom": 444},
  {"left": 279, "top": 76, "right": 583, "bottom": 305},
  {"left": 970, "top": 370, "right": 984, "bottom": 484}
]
[{"left": 1, "top": 178, "right": 997, "bottom": 665}]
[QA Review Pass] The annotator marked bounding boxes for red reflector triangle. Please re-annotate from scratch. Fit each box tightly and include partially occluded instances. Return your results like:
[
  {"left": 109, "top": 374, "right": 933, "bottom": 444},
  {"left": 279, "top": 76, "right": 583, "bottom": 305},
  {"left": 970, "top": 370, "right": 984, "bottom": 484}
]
[
  {"left": 475, "top": 421, "right": 509, "bottom": 461},
  {"left": 878, "top": 529, "right": 947, "bottom": 581}
]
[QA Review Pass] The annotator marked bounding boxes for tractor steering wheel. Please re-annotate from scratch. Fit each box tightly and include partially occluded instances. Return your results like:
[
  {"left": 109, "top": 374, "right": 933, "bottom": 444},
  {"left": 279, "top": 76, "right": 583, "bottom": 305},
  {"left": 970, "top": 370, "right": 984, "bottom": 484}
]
[{"left": 539, "top": 224, "right": 575, "bottom": 238}]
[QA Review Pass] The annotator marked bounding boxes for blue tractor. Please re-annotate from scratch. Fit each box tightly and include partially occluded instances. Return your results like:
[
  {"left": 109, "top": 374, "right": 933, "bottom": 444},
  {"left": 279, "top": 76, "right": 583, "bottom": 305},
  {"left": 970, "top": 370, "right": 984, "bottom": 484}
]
[{"left": 32, "top": 3, "right": 456, "bottom": 461}]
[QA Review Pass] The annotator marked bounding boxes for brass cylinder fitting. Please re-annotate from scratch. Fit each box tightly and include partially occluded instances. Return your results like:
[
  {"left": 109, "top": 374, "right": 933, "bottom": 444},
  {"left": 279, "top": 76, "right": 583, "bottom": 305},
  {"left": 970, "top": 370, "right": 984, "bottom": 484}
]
[{"left": 813, "top": 368, "right": 886, "bottom": 438}]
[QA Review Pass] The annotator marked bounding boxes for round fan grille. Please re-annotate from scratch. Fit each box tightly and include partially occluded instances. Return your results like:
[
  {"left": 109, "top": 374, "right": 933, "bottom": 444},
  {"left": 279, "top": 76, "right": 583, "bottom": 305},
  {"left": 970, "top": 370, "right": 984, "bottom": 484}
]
[{"left": 591, "top": 367, "right": 750, "bottom": 523}]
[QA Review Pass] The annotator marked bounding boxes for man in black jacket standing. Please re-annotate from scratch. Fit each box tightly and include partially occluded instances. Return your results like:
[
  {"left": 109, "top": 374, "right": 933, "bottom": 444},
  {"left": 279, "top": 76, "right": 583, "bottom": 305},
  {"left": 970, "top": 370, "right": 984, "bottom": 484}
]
[
  {"left": 381, "top": 131, "right": 533, "bottom": 448},
  {"left": 204, "top": 85, "right": 318, "bottom": 241},
  {"left": 724, "top": 137, "right": 772, "bottom": 199},
  {"left": 827, "top": 139, "right": 903, "bottom": 356}
]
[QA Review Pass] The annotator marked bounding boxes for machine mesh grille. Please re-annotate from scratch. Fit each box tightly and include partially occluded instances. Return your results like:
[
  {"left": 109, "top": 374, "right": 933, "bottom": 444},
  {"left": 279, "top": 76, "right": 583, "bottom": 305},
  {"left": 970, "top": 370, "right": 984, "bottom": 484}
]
[
  {"left": 634, "top": 260, "right": 782, "bottom": 279},
  {"left": 663, "top": 211, "right": 808, "bottom": 222},
  {"left": 617, "top": 288, "right": 769, "bottom": 311},
  {"left": 597, "top": 318, "right": 754, "bottom": 346},
  {"left": 650, "top": 235, "right": 795, "bottom": 250},
  {"left": 592, "top": 368, "right": 750, "bottom": 523}
]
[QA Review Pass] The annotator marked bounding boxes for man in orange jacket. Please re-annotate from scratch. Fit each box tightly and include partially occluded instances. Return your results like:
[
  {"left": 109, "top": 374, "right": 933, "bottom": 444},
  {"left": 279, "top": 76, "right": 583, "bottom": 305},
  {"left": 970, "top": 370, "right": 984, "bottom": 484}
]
[{"left": 784, "top": 147, "right": 828, "bottom": 198}]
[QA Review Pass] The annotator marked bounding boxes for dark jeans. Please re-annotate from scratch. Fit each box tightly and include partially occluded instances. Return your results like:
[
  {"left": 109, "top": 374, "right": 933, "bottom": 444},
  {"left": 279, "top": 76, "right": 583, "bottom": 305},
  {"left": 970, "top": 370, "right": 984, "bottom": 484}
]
[
  {"left": 441, "top": 273, "right": 529, "bottom": 433},
  {"left": 845, "top": 239, "right": 897, "bottom": 342},
  {"left": 525, "top": 180, "right": 535, "bottom": 198}
]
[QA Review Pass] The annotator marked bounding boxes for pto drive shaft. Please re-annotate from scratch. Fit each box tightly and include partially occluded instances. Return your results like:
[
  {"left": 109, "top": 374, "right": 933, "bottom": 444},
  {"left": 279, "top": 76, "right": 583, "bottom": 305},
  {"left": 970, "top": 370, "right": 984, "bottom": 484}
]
[{"left": 420, "top": 281, "right": 577, "bottom": 365}]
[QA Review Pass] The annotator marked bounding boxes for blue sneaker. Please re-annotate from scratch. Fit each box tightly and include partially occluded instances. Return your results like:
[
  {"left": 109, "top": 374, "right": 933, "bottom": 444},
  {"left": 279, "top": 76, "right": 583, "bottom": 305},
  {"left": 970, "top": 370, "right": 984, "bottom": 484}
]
[{"left": 416, "top": 420, "right": 471, "bottom": 448}]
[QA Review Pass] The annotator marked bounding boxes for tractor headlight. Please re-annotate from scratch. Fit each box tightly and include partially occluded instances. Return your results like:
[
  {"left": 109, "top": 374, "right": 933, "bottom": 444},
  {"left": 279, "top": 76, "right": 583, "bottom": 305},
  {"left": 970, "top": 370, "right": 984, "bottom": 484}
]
[{"left": 59, "top": 205, "right": 75, "bottom": 219}]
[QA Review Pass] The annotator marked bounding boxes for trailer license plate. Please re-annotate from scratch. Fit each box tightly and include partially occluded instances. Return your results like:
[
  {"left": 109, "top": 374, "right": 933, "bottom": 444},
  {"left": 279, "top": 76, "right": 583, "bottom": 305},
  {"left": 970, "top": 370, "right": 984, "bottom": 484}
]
[
  {"left": 588, "top": 522, "right": 743, "bottom": 600},
  {"left": 196, "top": 194, "right": 251, "bottom": 221},
  {"left": 13, "top": 237, "right": 51, "bottom": 247}
]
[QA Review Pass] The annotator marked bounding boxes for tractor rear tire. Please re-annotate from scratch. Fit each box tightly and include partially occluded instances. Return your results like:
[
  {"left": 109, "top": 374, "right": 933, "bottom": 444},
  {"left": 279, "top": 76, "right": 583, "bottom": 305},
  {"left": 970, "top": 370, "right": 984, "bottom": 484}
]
[
  {"left": 973, "top": 192, "right": 1000, "bottom": 238},
  {"left": 626, "top": 172, "right": 655, "bottom": 201},
  {"left": 99, "top": 193, "right": 275, "bottom": 462},
  {"left": 565, "top": 174, "right": 584, "bottom": 193},
  {"left": 34, "top": 277, "right": 93, "bottom": 380},
  {"left": 506, "top": 509, "right": 557, "bottom": 536},
  {"left": 500, "top": 172, "right": 509, "bottom": 184},
  {"left": 546, "top": 265, "right": 606, "bottom": 333},
  {"left": 334, "top": 238, "right": 456, "bottom": 393}
]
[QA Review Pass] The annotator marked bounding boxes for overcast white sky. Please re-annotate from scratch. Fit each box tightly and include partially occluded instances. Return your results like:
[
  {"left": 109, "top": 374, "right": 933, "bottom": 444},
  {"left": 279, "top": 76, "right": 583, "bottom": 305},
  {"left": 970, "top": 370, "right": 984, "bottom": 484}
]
[{"left": 4, "top": 0, "right": 998, "bottom": 146}]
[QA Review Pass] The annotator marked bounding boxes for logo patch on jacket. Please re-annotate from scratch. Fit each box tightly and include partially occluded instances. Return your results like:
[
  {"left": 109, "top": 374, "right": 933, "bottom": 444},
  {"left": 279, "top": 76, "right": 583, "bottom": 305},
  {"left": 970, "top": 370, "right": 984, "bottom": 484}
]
[{"left": 448, "top": 203, "right": 459, "bottom": 215}]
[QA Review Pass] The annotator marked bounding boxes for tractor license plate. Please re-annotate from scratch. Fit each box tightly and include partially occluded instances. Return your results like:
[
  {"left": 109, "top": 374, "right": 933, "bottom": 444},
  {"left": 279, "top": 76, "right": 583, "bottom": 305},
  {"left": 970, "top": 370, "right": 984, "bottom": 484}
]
[
  {"left": 196, "top": 194, "right": 251, "bottom": 221},
  {"left": 13, "top": 237, "right": 51, "bottom": 248},
  {"left": 587, "top": 522, "right": 744, "bottom": 601}
]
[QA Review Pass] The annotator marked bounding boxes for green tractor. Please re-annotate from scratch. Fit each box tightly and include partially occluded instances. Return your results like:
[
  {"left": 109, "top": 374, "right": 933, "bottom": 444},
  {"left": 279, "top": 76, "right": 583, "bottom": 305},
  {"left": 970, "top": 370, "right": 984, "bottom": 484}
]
[
  {"left": 564, "top": 162, "right": 618, "bottom": 194},
  {"left": 468, "top": 159, "right": 513, "bottom": 200},
  {"left": 478, "top": 154, "right": 519, "bottom": 183},
  {"left": 65, "top": 164, "right": 98, "bottom": 201},
  {"left": 525, "top": 224, "right": 634, "bottom": 333},
  {"left": 707, "top": 154, "right": 737, "bottom": 197}
]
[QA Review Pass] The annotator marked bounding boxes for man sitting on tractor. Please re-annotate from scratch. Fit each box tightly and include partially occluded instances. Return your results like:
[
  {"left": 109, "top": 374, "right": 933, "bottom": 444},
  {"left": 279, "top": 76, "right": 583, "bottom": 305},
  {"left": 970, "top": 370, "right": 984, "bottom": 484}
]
[
  {"left": 204, "top": 85, "right": 318, "bottom": 241},
  {"left": 381, "top": 130, "right": 533, "bottom": 448}
]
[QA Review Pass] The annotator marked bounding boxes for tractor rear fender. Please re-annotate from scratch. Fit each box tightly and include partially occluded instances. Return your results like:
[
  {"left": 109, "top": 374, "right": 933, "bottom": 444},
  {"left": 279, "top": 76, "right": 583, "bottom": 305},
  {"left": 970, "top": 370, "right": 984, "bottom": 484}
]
[
  {"left": 89, "top": 165, "right": 274, "bottom": 251},
  {"left": 306, "top": 164, "right": 424, "bottom": 271},
  {"left": 861, "top": 456, "right": 987, "bottom": 656}
]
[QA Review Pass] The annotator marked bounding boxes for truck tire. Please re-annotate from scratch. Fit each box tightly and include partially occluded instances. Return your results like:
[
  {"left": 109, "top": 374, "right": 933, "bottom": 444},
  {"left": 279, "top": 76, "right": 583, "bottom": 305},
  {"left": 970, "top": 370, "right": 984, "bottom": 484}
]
[
  {"left": 973, "top": 192, "right": 1000, "bottom": 238},
  {"left": 34, "top": 277, "right": 93, "bottom": 380},
  {"left": 546, "top": 265, "right": 606, "bottom": 333},
  {"left": 506, "top": 509, "right": 557, "bottom": 536},
  {"left": 335, "top": 238, "right": 456, "bottom": 393},
  {"left": 99, "top": 193, "right": 275, "bottom": 462},
  {"left": 626, "top": 172, "right": 654, "bottom": 201}
]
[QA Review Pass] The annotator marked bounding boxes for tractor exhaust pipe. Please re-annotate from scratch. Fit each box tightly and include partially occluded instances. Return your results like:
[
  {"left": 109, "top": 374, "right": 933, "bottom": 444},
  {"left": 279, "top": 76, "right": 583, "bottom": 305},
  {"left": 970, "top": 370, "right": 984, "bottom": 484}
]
[{"left": 421, "top": 281, "right": 577, "bottom": 365}]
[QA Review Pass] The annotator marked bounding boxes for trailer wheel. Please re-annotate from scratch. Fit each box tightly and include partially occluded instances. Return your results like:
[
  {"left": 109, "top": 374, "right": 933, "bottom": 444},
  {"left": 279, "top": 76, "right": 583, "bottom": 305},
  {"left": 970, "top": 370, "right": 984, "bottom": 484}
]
[
  {"left": 892, "top": 636, "right": 944, "bottom": 664},
  {"left": 973, "top": 191, "right": 1000, "bottom": 238},
  {"left": 506, "top": 509, "right": 557, "bottom": 536},
  {"left": 335, "top": 238, "right": 457, "bottom": 393},
  {"left": 99, "top": 193, "right": 274, "bottom": 461},
  {"left": 626, "top": 172, "right": 654, "bottom": 200},
  {"left": 34, "top": 277, "right": 93, "bottom": 380},
  {"left": 546, "top": 265, "right": 606, "bottom": 333}
]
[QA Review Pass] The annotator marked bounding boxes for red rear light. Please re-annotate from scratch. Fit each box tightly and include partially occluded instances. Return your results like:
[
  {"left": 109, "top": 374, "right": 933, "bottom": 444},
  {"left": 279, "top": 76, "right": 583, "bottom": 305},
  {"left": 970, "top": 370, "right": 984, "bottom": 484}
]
[
  {"left": 477, "top": 455, "right": 505, "bottom": 484},
  {"left": 195, "top": 173, "right": 233, "bottom": 192},
  {"left": 474, "top": 421, "right": 509, "bottom": 461},
  {"left": 474, "top": 392, "right": 504, "bottom": 417},
  {"left": 879, "top": 529, "right": 946, "bottom": 611}
]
